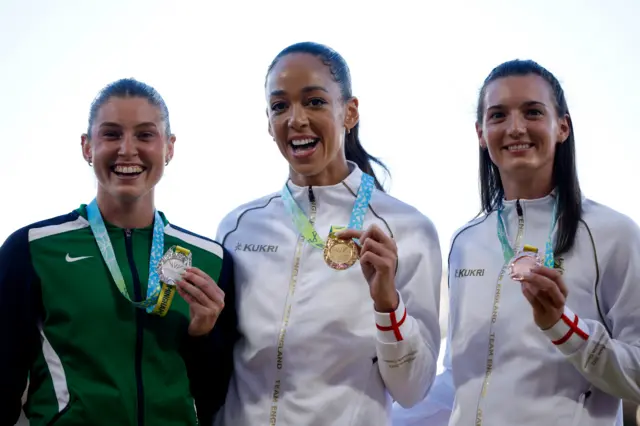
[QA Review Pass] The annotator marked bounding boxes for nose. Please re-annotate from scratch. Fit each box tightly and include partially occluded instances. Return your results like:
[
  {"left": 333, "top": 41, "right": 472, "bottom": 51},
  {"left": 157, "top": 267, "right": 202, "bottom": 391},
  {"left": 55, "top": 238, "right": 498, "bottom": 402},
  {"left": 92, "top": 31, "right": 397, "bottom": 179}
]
[
  {"left": 118, "top": 133, "right": 138, "bottom": 157},
  {"left": 288, "top": 104, "right": 309, "bottom": 129},
  {"left": 507, "top": 112, "right": 526, "bottom": 138}
]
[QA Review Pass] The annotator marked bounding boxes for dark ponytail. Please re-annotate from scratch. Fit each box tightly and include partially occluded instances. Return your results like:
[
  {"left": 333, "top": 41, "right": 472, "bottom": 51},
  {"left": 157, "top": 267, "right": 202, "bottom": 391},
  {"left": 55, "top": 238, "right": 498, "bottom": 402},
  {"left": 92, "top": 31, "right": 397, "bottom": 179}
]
[
  {"left": 343, "top": 122, "right": 388, "bottom": 191},
  {"left": 266, "top": 41, "right": 390, "bottom": 192}
]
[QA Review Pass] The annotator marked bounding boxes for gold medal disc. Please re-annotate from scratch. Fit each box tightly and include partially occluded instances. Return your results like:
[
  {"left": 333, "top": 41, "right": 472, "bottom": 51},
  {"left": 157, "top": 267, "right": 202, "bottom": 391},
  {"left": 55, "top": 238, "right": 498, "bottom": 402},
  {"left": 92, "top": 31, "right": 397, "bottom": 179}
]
[{"left": 324, "top": 236, "right": 358, "bottom": 270}]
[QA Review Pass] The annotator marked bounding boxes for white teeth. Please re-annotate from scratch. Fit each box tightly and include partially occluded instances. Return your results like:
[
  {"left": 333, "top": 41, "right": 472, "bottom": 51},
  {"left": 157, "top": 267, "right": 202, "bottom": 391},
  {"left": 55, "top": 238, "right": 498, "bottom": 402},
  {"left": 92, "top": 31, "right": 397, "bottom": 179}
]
[
  {"left": 114, "top": 165, "right": 144, "bottom": 174},
  {"left": 508, "top": 144, "right": 532, "bottom": 151},
  {"left": 291, "top": 138, "right": 316, "bottom": 146}
]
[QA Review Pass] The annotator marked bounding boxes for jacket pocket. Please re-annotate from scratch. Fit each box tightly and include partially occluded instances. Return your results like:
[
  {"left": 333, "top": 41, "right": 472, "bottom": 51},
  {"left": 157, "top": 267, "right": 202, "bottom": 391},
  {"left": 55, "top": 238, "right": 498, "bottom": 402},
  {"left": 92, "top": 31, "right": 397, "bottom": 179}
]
[{"left": 570, "top": 389, "right": 592, "bottom": 426}]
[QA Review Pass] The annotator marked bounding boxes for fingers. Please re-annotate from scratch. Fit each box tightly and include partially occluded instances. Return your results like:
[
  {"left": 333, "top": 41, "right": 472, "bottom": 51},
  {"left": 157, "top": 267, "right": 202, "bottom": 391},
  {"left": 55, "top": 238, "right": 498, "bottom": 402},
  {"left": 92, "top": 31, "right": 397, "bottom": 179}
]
[
  {"left": 360, "top": 242, "right": 396, "bottom": 274},
  {"left": 186, "top": 267, "right": 225, "bottom": 299},
  {"left": 531, "top": 265, "right": 568, "bottom": 297},
  {"left": 520, "top": 271, "right": 565, "bottom": 310},
  {"left": 177, "top": 268, "right": 225, "bottom": 309},
  {"left": 338, "top": 225, "right": 396, "bottom": 251},
  {"left": 335, "top": 229, "right": 363, "bottom": 241},
  {"left": 521, "top": 282, "right": 545, "bottom": 312}
]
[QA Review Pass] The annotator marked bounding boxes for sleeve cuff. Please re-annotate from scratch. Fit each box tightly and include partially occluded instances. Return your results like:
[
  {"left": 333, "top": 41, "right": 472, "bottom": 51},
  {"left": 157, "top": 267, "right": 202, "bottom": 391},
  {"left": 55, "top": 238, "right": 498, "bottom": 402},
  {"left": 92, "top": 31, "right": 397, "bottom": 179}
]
[
  {"left": 375, "top": 291, "right": 412, "bottom": 343},
  {"left": 541, "top": 306, "right": 590, "bottom": 355}
]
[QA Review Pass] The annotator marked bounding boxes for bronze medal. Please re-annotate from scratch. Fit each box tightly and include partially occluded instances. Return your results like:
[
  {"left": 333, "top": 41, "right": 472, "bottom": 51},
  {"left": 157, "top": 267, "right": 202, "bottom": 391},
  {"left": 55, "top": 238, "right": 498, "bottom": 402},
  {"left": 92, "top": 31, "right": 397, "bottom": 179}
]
[{"left": 509, "top": 244, "right": 542, "bottom": 281}]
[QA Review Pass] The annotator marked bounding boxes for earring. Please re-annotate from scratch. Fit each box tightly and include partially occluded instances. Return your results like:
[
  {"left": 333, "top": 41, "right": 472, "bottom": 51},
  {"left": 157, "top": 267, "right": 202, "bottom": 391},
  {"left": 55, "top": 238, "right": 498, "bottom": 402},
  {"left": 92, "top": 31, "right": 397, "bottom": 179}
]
[{"left": 87, "top": 159, "right": 92, "bottom": 166}]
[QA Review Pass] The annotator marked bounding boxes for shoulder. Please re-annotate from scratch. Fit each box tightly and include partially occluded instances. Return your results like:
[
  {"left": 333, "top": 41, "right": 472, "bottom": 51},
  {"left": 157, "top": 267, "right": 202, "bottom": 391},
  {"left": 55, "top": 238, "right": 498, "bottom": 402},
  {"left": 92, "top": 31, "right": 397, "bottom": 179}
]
[
  {"left": 371, "top": 190, "right": 439, "bottom": 241},
  {"left": 3, "top": 210, "right": 86, "bottom": 248},
  {"left": 581, "top": 198, "right": 640, "bottom": 238},
  {"left": 449, "top": 212, "right": 493, "bottom": 249},
  {"left": 1, "top": 210, "right": 85, "bottom": 267},
  {"left": 165, "top": 223, "right": 226, "bottom": 260},
  {"left": 164, "top": 223, "right": 235, "bottom": 290},
  {"left": 216, "top": 191, "right": 282, "bottom": 243},
  {"left": 580, "top": 198, "right": 640, "bottom": 248}
]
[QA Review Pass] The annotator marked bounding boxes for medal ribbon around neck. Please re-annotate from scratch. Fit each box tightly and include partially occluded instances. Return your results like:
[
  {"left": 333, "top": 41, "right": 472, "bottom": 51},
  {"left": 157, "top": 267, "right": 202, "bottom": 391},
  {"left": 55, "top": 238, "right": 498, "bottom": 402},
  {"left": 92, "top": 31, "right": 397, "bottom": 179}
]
[
  {"left": 87, "top": 198, "right": 165, "bottom": 313},
  {"left": 280, "top": 173, "right": 375, "bottom": 247},
  {"left": 496, "top": 197, "right": 558, "bottom": 268}
]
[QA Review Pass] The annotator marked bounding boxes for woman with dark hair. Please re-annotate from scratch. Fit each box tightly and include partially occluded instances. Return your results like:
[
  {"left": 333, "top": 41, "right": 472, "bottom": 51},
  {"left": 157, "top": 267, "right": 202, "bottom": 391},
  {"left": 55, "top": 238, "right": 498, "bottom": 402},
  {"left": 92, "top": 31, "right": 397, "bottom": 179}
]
[
  {"left": 215, "top": 42, "right": 443, "bottom": 426},
  {"left": 0, "top": 78, "right": 238, "bottom": 426},
  {"left": 393, "top": 59, "right": 640, "bottom": 426}
]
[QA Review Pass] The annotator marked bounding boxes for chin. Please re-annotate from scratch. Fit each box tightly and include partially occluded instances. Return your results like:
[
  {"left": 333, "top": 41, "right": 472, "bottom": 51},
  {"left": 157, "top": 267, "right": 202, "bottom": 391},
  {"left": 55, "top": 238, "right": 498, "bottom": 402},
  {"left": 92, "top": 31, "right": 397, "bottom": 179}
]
[
  {"left": 290, "top": 162, "right": 325, "bottom": 178},
  {"left": 106, "top": 186, "right": 152, "bottom": 203}
]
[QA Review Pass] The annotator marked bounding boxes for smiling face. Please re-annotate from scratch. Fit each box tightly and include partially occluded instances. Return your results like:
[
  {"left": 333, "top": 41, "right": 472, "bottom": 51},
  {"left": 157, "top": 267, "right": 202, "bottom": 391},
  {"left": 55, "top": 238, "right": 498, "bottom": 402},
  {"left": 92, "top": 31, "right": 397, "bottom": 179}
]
[
  {"left": 81, "top": 96, "right": 175, "bottom": 204},
  {"left": 266, "top": 53, "right": 358, "bottom": 186},
  {"left": 476, "top": 74, "right": 570, "bottom": 183}
]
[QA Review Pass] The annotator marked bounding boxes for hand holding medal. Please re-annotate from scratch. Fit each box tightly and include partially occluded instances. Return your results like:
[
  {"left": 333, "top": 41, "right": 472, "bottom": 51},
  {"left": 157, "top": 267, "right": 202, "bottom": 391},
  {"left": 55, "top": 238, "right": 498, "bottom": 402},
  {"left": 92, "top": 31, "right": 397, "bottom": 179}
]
[
  {"left": 337, "top": 224, "right": 399, "bottom": 313},
  {"left": 519, "top": 264, "right": 568, "bottom": 330},
  {"left": 175, "top": 267, "right": 226, "bottom": 337}
]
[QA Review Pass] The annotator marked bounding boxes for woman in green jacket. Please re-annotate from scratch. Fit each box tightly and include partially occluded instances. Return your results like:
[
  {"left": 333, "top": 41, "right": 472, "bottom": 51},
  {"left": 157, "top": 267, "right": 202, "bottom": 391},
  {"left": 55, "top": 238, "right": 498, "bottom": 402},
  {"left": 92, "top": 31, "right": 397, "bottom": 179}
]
[{"left": 0, "top": 78, "right": 238, "bottom": 426}]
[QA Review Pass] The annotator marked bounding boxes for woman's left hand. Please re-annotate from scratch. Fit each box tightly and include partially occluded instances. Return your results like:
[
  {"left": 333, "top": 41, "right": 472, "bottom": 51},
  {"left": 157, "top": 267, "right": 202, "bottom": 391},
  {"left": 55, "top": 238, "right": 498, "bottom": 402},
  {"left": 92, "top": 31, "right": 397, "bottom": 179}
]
[
  {"left": 176, "top": 267, "right": 226, "bottom": 336},
  {"left": 520, "top": 265, "right": 567, "bottom": 330},
  {"left": 337, "top": 225, "right": 399, "bottom": 312}
]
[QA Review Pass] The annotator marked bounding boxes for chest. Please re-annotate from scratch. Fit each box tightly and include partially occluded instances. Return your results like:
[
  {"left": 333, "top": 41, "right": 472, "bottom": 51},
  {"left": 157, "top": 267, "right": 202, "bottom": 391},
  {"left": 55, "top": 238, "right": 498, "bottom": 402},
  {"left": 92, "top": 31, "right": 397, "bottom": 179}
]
[
  {"left": 448, "top": 225, "right": 602, "bottom": 346},
  {"left": 227, "top": 210, "right": 385, "bottom": 357},
  {"left": 31, "top": 230, "right": 191, "bottom": 338}
]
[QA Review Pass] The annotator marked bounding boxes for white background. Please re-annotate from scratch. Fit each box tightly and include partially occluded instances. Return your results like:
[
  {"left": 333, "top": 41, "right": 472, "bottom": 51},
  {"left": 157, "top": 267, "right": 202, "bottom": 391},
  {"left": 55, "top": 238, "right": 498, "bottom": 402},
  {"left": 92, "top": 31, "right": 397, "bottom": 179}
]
[{"left": 3, "top": 0, "right": 640, "bottom": 422}]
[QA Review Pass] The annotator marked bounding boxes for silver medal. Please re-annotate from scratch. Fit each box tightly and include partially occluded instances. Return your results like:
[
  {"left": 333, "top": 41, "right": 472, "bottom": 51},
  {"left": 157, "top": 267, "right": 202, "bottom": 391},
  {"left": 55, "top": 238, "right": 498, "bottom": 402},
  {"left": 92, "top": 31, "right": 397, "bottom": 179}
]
[{"left": 157, "top": 245, "right": 192, "bottom": 286}]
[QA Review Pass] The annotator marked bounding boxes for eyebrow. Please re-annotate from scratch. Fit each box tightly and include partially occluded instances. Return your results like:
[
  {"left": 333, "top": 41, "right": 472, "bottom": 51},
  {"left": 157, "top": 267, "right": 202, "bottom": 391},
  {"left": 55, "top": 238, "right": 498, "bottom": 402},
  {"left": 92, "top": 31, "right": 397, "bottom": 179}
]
[
  {"left": 269, "top": 85, "right": 329, "bottom": 97},
  {"left": 98, "top": 122, "right": 158, "bottom": 129},
  {"left": 487, "top": 101, "right": 547, "bottom": 110}
]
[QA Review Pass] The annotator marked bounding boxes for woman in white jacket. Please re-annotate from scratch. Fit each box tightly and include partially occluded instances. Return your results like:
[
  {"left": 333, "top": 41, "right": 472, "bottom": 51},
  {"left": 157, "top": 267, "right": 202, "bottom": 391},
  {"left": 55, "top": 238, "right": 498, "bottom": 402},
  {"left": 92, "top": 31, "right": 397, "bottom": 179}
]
[
  {"left": 393, "top": 59, "right": 640, "bottom": 426},
  {"left": 214, "top": 41, "right": 443, "bottom": 426}
]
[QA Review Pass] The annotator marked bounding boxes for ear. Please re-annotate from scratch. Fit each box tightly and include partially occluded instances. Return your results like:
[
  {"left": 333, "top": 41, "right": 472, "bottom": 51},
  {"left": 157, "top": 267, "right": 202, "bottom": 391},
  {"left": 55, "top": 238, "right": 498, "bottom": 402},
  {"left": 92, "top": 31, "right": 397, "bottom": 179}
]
[
  {"left": 344, "top": 97, "right": 360, "bottom": 132},
  {"left": 81, "top": 133, "right": 92, "bottom": 163},
  {"left": 165, "top": 134, "right": 176, "bottom": 163},
  {"left": 476, "top": 122, "right": 487, "bottom": 149},
  {"left": 557, "top": 113, "right": 571, "bottom": 144}
]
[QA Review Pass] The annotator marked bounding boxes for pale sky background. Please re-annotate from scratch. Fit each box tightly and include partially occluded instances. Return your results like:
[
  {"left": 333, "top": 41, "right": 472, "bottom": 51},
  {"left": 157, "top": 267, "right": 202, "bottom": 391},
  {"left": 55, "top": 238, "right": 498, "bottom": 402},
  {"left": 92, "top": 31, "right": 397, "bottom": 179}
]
[
  {"left": 2, "top": 1, "right": 640, "bottom": 421},
  {"left": 1, "top": 0, "right": 639, "bottom": 325}
]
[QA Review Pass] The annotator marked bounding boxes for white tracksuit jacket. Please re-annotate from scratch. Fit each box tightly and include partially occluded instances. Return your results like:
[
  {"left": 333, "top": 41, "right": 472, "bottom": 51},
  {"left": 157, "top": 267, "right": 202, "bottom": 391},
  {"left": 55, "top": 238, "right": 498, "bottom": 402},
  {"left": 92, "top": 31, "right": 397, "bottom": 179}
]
[
  {"left": 392, "top": 193, "right": 640, "bottom": 426},
  {"left": 214, "top": 163, "right": 442, "bottom": 426}
]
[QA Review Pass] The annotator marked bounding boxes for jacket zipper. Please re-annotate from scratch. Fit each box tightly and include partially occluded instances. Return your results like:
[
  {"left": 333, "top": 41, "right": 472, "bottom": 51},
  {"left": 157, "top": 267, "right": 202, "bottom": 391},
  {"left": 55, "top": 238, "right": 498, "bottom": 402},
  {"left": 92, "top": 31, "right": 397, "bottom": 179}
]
[
  {"left": 125, "top": 229, "right": 145, "bottom": 426},
  {"left": 516, "top": 199, "right": 523, "bottom": 217},
  {"left": 475, "top": 199, "right": 526, "bottom": 424},
  {"left": 308, "top": 186, "right": 317, "bottom": 223}
]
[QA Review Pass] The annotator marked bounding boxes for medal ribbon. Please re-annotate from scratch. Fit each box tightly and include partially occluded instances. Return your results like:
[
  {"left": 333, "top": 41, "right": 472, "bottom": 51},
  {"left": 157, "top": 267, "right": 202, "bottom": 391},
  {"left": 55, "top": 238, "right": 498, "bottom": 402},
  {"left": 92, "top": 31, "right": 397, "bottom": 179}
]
[
  {"left": 280, "top": 173, "right": 375, "bottom": 247},
  {"left": 86, "top": 199, "right": 165, "bottom": 313},
  {"left": 496, "top": 197, "right": 558, "bottom": 267}
]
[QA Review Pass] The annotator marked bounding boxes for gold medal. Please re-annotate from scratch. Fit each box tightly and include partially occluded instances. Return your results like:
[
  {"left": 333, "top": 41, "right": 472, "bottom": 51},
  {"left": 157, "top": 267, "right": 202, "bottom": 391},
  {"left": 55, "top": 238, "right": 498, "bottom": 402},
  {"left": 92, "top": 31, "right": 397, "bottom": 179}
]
[{"left": 323, "top": 226, "right": 359, "bottom": 270}]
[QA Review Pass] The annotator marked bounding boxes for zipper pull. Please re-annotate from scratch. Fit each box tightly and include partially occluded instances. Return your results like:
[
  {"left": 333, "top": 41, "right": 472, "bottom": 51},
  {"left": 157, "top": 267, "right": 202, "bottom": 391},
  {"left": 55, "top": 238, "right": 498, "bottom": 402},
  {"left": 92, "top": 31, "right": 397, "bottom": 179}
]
[
  {"left": 516, "top": 199, "right": 523, "bottom": 217},
  {"left": 125, "top": 229, "right": 132, "bottom": 238},
  {"left": 308, "top": 186, "right": 316, "bottom": 203}
]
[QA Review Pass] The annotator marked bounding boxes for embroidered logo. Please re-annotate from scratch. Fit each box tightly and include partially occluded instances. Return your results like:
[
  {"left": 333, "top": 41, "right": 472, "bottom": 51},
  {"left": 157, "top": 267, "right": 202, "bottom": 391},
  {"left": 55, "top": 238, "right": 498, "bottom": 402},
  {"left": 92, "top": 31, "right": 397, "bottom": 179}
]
[
  {"left": 454, "top": 268, "right": 485, "bottom": 278},
  {"left": 234, "top": 242, "right": 279, "bottom": 253}
]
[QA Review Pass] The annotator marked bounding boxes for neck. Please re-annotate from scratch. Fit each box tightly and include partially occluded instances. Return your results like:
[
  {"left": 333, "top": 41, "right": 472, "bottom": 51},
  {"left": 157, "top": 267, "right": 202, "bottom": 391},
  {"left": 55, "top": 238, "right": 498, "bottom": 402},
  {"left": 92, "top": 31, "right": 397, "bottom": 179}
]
[
  {"left": 290, "top": 159, "right": 350, "bottom": 187},
  {"left": 96, "top": 190, "right": 155, "bottom": 229},
  {"left": 502, "top": 172, "right": 554, "bottom": 201}
]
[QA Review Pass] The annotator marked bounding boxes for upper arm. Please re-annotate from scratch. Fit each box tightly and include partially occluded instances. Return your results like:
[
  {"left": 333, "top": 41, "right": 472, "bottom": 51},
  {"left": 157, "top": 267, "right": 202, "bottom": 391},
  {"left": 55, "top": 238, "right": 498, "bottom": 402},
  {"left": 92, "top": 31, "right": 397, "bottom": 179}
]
[
  {"left": 0, "top": 227, "right": 41, "bottom": 424},
  {"left": 599, "top": 215, "right": 640, "bottom": 341},
  {"left": 218, "top": 245, "right": 239, "bottom": 343},
  {"left": 396, "top": 214, "right": 443, "bottom": 348}
]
